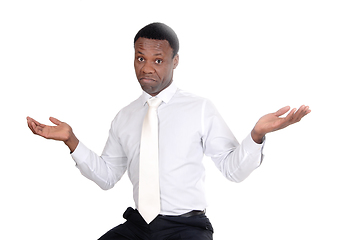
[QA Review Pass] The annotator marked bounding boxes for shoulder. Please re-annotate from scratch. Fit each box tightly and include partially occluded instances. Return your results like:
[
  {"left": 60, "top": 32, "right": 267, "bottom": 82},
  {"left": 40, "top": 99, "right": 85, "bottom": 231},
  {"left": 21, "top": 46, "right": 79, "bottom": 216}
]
[
  {"left": 111, "top": 95, "right": 144, "bottom": 123},
  {"left": 175, "top": 89, "right": 218, "bottom": 111},
  {"left": 173, "top": 88, "right": 212, "bottom": 105}
]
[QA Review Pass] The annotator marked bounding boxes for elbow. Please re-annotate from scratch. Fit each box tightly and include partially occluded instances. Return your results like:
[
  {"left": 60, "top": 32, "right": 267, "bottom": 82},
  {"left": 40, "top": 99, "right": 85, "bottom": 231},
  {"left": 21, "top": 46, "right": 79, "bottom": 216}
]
[
  {"left": 99, "top": 185, "right": 113, "bottom": 191},
  {"left": 225, "top": 168, "right": 254, "bottom": 183},
  {"left": 227, "top": 173, "right": 249, "bottom": 183},
  {"left": 77, "top": 164, "right": 120, "bottom": 191},
  {"left": 232, "top": 177, "right": 245, "bottom": 184},
  {"left": 98, "top": 180, "right": 116, "bottom": 191},
  {"left": 79, "top": 171, "right": 118, "bottom": 190},
  {"left": 223, "top": 156, "right": 262, "bottom": 183}
]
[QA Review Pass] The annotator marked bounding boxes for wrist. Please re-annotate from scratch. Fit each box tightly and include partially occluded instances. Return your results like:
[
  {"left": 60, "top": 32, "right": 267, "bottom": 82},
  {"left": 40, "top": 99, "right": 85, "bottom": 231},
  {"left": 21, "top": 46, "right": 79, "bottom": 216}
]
[
  {"left": 251, "top": 128, "right": 265, "bottom": 144},
  {"left": 64, "top": 132, "right": 79, "bottom": 153}
]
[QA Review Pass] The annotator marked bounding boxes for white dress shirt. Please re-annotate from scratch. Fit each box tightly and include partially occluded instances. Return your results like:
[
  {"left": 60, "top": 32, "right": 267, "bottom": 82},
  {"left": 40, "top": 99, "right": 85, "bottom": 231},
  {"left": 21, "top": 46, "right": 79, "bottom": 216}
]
[{"left": 71, "top": 82, "right": 265, "bottom": 215}]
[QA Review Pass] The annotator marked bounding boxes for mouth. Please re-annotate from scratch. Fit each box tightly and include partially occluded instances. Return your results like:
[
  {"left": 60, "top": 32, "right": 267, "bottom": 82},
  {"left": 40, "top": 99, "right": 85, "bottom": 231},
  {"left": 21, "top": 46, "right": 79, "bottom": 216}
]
[{"left": 139, "top": 77, "right": 157, "bottom": 84}]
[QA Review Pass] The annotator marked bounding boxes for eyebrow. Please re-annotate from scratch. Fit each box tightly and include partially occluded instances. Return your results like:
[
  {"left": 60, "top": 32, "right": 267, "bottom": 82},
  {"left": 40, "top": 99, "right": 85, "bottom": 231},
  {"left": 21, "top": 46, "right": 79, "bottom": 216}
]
[{"left": 137, "top": 51, "right": 163, "bottom": 56}]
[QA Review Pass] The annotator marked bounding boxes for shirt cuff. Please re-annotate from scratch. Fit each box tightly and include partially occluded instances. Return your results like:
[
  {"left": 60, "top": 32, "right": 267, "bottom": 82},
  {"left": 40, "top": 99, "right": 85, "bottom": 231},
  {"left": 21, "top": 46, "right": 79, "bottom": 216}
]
[
  {"left": 71, "top": 141, "right": 90, "bottom": 165},
  {"left": 243, "top": 133, "right": 265, "bottom": 153}
]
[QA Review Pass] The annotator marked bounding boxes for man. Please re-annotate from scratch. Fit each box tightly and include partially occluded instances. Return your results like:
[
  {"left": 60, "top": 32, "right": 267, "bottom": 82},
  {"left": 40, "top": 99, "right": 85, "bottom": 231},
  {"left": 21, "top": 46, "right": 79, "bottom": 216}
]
[{"left": 27, "top": 23, "right": 310, "bottom": 239}]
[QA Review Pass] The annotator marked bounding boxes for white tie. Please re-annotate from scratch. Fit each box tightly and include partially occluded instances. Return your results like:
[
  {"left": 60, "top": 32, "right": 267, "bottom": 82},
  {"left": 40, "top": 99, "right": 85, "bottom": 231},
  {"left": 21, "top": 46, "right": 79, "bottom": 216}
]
[{"left": 138, "top": 97, "right": 163, "bottom": 224}]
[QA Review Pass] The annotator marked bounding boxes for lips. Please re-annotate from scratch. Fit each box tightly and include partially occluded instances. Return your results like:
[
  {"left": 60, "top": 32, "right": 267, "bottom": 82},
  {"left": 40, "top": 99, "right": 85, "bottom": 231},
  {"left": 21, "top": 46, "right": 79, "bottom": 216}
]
[
  {"left": 139, "top": 77, "right": 157, "bottom": 84},
  {"left": 141, "top": 77, "right": 155, "bottom": 81}
]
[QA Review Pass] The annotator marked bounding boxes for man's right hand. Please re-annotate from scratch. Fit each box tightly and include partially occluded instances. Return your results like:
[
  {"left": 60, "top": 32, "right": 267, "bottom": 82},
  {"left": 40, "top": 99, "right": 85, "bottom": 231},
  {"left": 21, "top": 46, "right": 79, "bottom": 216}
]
[{"left": 27, "top": 116, "right": 79, "bottom": 152}]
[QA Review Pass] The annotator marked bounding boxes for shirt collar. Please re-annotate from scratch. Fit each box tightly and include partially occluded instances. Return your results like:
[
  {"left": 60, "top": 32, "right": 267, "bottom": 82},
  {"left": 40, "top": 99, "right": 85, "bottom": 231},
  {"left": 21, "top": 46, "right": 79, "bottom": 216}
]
[{"left": 141, "top": 82, "right": 178, "bottom": 106}]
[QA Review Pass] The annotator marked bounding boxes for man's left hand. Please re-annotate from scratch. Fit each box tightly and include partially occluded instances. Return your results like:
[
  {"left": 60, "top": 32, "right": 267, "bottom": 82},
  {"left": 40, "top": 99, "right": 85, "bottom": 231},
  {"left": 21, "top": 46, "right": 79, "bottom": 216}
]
[{"left": 251, "top": 105, "right": 311, "bottom": 144}]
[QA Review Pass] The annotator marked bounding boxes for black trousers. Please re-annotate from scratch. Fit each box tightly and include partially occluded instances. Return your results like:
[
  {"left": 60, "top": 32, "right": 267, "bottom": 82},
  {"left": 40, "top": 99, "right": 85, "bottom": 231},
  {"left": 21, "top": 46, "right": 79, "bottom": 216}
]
[{"left": 98, "top": 207, "right": 214, "bottom": 240}]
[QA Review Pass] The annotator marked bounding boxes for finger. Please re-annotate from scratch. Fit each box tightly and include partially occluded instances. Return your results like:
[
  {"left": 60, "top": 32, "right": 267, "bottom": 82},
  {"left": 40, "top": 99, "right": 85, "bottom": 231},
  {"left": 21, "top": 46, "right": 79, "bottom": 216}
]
[
  {"left": 304, "top": 106, "right": 311, "bottom": 114},
  {"left": 31, "top": 121, "right": 43, "bottom": 135},
  {"left": 302, "top": 106, "right": 311, "bottom": 117},
  {"left": 299, "top": 105, "right": 309, "bottom": 115},
  {"left": 27, "top": 117, "right": 38, "bottom": 134},
  {"left": 27, "top": 119, "right": 37, "bottom": 134},
  {"left": 294, "top": 105, "right": 305, "bottom": 114},
  {"left": 285, "top": 107, "right": 297, "bottom": 120},
  {"left": 291, "top": 105, "right": 311, "bottom": 123},
  {"left": 27, "top": 116, "right": 42, "bottom": 127},
  {"left": 292, "top": 106, "right": 305, "bottom": 122},
  {"left": 49, "top": 117, "right": 62, "bottom": 126},
  {"left": 275, "top": 106, "right": 291, "bottom": 117},
  {"left": 27, "top": 116, "right": 36, "bottom": 125}
]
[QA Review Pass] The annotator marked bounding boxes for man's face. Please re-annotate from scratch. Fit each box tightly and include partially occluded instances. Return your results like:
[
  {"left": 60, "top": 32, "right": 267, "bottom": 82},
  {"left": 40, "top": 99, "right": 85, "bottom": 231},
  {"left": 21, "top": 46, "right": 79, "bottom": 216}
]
[{"left": 134, "top": 37, "right": 179, "bottom": 96}]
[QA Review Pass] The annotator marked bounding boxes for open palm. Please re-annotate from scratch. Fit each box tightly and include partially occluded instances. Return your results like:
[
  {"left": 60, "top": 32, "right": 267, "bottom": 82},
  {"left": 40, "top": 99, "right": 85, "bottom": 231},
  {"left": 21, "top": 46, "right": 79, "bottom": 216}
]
[
  {"left": 27, "top": 116, "right": 72, "bottom": 141},
  {"left": 252, "top": 105, "right": 311, "bottom": 143}
]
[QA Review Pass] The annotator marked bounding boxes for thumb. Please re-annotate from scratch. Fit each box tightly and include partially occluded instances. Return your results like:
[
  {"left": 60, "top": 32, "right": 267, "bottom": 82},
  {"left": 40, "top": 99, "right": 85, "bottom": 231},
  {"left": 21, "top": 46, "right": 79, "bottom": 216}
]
[
  {"left": 274, "top": 106, "right": 291, "bottom": 117},
  {"left": 49, "top": 117, "right": 62, "bottom": 125}
]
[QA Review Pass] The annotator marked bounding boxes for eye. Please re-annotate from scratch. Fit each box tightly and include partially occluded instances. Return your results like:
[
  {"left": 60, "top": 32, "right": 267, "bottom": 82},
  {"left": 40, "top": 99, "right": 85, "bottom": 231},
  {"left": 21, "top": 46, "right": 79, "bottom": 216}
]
[
  {"left": 137, "top": 57, "right": 144, "bottom": 62},
  {"left": 155, "top": 59, "right": 163, "bottom": 64}
]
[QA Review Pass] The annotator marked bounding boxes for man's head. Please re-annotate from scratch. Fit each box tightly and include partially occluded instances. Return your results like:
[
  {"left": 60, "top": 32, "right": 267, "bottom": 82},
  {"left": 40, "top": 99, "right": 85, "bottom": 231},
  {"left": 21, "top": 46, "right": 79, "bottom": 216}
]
[
  {"left": 134, "top": 22, "right": 179, "bottom": 58},
  {"left": 134, "top": 23, "right": 179, "bottom": 96}
]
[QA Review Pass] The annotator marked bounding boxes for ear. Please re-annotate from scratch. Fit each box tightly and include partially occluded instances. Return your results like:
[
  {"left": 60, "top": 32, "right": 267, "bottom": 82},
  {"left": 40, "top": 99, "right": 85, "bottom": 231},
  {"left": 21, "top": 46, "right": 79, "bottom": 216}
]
[{"left": 173, "top": 54, "right": 179, "bottom": 69}]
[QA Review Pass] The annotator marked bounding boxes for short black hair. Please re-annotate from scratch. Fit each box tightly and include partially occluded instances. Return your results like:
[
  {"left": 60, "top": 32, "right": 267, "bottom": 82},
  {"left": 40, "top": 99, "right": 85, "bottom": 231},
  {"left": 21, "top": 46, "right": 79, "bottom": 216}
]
[{"left": 134, "top": 22, "right": 179, "bottom": 58}]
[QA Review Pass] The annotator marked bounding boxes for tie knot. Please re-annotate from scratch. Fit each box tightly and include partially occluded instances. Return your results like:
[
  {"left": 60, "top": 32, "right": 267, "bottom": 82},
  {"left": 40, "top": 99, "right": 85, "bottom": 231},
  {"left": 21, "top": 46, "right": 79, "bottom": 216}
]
[{"left": 147, "top": 97, "right": 162, "bottom": 108}]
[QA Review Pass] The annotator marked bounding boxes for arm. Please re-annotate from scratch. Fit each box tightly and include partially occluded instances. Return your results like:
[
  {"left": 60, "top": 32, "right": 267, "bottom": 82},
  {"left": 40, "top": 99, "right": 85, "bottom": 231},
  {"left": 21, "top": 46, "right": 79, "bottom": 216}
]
[
  {"left": 27, "top": 116, "right": 79, "bottom": 152},
  {"left": 202, "top": 100, "right": 265, "bottom": 183},
  {"left": 203, "top": 102, "right": 311, "bottom": 183},
  {"left": 26, "top": 116, "right": 127, "bottom": 189}
]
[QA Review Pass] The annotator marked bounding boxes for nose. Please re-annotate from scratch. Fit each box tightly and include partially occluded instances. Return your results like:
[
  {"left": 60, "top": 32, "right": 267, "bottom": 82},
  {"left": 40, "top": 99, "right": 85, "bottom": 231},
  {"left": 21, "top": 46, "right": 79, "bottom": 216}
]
[{"left": 142, "top": 61, "right": 155, "bottom": 74}]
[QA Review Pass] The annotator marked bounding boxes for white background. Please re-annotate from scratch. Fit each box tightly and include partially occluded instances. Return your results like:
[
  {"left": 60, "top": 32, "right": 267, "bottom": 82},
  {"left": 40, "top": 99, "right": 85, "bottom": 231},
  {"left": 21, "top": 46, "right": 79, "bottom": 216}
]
[{"left": 1, "top": 0, "right": 360, "bottom": 239}]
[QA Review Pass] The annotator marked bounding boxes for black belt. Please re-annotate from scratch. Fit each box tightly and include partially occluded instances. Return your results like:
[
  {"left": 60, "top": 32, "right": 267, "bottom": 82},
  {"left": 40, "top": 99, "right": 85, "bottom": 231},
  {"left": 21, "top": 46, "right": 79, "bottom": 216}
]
[{"left": 161, "top": 210, "right": 205, "bottom": 218}]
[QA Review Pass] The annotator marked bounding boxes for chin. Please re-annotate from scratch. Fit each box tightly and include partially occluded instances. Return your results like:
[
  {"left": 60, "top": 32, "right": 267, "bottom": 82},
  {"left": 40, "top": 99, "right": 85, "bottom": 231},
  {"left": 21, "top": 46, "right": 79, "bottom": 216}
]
[{"left": 141, "top": 85, "right": 156, "bottom": 95}]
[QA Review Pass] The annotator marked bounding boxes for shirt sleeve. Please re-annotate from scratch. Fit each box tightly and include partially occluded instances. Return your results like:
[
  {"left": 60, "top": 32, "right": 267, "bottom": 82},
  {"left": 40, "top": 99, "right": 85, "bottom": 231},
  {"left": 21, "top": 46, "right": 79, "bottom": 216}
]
[
  {"left": 202, "top": 100, "right": 265, "bottom": 183},
  {"left": 71, "top": 122, "right": 128, "bottom": 190}
]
